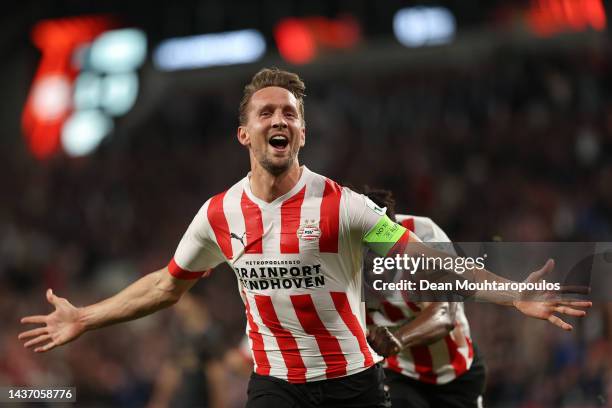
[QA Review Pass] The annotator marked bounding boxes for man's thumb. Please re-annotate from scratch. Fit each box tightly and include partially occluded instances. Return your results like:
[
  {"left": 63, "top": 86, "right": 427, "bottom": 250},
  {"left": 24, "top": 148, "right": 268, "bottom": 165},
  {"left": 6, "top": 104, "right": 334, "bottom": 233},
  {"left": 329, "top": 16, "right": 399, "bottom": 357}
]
[{"left": 46, "top": 289, "right": 57, "bottom": 305}]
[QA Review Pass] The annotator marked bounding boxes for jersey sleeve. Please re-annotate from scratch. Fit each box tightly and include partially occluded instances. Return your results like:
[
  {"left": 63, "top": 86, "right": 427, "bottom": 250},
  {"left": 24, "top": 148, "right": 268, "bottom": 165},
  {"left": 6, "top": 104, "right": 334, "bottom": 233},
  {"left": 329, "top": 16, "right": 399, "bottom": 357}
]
[
  {"left": 168, "top": 199, "right": 226, "bottom": 279},
  {"left": 341, "top": 187, "right": 414, "bottom": 256}
]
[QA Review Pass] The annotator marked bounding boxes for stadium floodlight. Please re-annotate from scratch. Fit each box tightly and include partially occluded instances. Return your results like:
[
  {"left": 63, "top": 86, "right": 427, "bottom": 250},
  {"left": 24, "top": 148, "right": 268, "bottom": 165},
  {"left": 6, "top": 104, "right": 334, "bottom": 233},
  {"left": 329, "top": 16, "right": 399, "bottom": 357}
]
[
  {"left": 393, "top": 6, "right": 456, "bottom": 47},
  {"left": 153, "top": 29, "right": 266, "bottom": 71},
  {"left": 100, "top": 72, "right": 139, "bottom": 116},
  {"left": 61, "top": 110, "right": 113, "bottom": 157},
  {"left": 89, "top": 29, "right": 147, "bottom": 73}
]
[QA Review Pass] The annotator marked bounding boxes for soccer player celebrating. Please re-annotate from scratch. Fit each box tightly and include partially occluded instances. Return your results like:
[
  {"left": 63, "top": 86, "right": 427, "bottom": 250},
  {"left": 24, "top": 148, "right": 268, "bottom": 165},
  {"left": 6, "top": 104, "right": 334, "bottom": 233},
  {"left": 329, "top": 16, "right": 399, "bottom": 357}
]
[
  {"left": 363, "top": 188, "right": 485, "bottom": 408},
  {"left": 19, "top": 68, "right": 591, "bottom": 408}
]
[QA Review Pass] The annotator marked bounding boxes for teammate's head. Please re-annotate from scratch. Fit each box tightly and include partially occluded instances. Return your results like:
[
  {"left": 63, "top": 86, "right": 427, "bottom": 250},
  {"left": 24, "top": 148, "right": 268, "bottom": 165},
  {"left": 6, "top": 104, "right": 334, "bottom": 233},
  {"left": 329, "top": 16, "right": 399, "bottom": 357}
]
[
  {"left": 362, "top": 186, "right": 397, "bottom": 221},
  {"left": 237, "top": 68, "right": 307, "bottom": 176}
]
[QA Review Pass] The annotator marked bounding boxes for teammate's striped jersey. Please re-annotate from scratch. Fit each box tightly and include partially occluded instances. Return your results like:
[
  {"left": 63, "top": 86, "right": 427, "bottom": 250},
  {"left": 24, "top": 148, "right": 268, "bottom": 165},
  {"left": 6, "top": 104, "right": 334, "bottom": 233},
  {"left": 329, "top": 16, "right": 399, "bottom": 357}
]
[
  {"left": 366, "top": 215, "right": 475, "bottom": 385},
  {"left": 168, "top": 167, "right": 408, "bottom": 382}
]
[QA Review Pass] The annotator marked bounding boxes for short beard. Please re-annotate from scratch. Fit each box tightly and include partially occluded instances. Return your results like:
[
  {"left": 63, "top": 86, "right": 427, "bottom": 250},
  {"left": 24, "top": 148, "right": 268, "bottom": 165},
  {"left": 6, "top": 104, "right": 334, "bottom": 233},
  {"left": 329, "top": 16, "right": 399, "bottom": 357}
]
[{"left": 259, "top": 155, "right": 294, "bottom": 176}]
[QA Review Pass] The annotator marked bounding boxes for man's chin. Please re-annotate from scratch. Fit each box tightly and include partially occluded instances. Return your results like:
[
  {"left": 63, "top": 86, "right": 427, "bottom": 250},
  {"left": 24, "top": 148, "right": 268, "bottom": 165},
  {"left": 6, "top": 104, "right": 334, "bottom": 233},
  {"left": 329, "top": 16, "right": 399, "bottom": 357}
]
[{"left": 260, "top": 157, "right": 294, "bottom": 176}]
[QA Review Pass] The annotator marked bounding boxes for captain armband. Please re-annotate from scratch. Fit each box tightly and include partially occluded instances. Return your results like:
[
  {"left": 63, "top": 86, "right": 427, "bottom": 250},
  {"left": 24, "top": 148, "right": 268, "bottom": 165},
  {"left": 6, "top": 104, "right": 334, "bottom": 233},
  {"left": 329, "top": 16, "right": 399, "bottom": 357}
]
[{"left": 362, "top": 215, "right": 408, "bottom": 256}]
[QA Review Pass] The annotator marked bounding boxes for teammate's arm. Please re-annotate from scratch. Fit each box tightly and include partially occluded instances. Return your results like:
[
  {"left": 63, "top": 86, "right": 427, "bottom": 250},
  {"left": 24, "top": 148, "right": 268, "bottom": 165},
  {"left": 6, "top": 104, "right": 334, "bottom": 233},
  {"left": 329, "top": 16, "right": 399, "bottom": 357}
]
[
  {"left": 19, "top": 267, "right": 197, "bottom": 353},
  {"left": 368, "top": 302, "right": 456, "bottom": 356},
  {"left": 394, "top": 302, "right": 456, "bottom": 348}
]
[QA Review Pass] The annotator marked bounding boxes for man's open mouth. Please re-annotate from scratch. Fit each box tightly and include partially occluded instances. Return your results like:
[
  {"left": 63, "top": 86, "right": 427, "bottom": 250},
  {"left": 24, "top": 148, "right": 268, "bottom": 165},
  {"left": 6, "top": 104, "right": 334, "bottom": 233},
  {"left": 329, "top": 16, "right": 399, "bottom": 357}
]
[{"left": 269, "top": 135, "right": 289, "bottom": 149}]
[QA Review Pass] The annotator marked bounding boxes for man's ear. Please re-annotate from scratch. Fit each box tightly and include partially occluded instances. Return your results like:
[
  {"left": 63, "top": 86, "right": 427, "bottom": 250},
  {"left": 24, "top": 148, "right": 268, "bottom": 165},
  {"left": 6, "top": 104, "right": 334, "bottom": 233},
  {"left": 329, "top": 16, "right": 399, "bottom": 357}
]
[
  {"left": 237, "top": 126, "right": 250, "bottom": 147},
  {"left": 299, "top": 126, "right": 306, "bottom": 148}
]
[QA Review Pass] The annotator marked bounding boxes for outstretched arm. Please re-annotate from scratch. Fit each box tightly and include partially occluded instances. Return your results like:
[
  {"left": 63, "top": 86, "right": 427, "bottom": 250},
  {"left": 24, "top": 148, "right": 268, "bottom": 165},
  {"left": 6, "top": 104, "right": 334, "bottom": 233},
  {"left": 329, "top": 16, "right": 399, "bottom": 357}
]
[
  {"left": 362, "top": 214, "right": 591, "bottom": 331},
  {"left": 404, "top": 240, "right": 591, "bottom": 331},
  {"left": 19, "top": 267, "right": 197, "bottom": 352}
]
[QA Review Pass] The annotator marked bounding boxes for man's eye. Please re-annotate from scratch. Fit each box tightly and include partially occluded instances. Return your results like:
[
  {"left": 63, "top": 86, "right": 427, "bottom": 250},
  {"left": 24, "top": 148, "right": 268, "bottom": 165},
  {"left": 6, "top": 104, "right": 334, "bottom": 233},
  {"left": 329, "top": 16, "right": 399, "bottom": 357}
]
[
  {"left": 260, "top": 111, "right": 271, "bottom": 117},
  {"left": 285, "top": 112, "right": 296, "bottom": 118}
]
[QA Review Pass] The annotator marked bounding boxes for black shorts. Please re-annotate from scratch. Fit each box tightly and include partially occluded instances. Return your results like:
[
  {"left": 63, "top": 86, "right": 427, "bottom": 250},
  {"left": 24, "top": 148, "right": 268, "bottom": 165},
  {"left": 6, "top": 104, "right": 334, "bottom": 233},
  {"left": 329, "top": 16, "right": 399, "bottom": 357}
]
[
  {"left": 384, "top": 347, "right": 486, "bottom": 408},
  {"left": 246, "top": 364, "right": 391, "bottom": 408}
]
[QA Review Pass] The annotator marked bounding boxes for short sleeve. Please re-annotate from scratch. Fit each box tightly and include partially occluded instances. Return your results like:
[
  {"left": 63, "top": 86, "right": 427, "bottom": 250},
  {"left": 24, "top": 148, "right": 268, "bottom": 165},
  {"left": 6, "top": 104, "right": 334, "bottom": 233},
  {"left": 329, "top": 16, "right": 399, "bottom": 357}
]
[
  {"left": 341, "top": 187, "right": 387, "bottom": 239},
  {"left": 168, "top": 200, "right": 226, "bottom": 279},
  {"left": 341, "top": 187, "right": 411, "bottom": 256}
]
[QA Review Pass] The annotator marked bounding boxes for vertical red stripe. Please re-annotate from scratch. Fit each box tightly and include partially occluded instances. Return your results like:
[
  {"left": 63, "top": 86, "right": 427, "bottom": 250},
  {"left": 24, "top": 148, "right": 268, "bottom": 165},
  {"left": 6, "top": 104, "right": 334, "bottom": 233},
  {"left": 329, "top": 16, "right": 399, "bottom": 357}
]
[
  {"left": 281, "top": 186, "right": 306, "bottom": 254},
  {"left": 444, "top": 335, "right": 468, "bottom": 377},
  {"left": 386, "top": 355, "right": 402, "bottom": 374},
  {"left": 240, "top": 192, "right": 264, "bottom": 254},
  {"left": 242, "top": 290, "right": 270, "bottom": 375},
  {"left": 409, "top": 345, "right": 437, "bottom": 384},
  {"left": 207, "top": 192, "right": 233, "bottom": 259},
  {"left": 254, "top": 295, "right": 307, "bottom": 383},
  {"left": 319, "top": 179, "right": 341, "bottom": 253},
  {"left": 381, "top": 300, "right": 406, "bottom": 322},
  {"left": 401, "top": 218, "right": 415, "bottom": 232},
  {"left": 330, "top": 292, "right": 374, "bottom": 367},
  {"left": 291, "top": 294, "right": 348, "bottom": 378}
]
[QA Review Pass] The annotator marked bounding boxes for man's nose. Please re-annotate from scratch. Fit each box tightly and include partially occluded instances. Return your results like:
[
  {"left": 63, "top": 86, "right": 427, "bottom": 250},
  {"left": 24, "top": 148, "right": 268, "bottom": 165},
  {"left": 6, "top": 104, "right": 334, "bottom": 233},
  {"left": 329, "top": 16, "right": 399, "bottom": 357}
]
[{"left": 272, "top": 111, "right": 288, "bottom": 129}]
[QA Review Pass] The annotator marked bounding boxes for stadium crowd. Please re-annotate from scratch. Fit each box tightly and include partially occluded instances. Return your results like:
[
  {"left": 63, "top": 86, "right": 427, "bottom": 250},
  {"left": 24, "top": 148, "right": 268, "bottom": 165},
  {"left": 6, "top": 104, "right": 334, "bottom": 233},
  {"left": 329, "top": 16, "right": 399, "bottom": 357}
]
[{"left": 1, "top": 46, "right": 611, "bottom": 407}]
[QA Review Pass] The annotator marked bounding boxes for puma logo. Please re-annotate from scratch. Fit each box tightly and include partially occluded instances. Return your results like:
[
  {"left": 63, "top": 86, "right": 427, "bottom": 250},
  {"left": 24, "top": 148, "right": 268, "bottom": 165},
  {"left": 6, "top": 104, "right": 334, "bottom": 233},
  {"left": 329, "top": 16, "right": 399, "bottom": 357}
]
[{"left": 231, "top": 232, "right": 246, "bottom": 247}]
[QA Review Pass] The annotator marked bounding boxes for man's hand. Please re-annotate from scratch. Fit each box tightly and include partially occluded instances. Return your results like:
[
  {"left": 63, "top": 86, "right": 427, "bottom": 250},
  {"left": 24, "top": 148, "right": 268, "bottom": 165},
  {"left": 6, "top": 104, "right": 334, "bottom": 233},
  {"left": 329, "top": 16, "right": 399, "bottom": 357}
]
[
  {"left": 513, "top": 259, "right": 592, "bottom": 331},
  {"left": 18, "top": 289, "right": 85, "bottom": 353},
  {"left": 367, "top": 326, "right": 402, "bottom": 357}
]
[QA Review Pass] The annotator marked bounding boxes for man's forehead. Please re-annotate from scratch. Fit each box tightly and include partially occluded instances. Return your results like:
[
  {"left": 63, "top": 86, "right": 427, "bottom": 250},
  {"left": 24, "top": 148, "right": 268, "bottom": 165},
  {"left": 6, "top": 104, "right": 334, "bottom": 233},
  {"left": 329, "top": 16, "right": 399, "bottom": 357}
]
[{"left": 250, "top": 86, "right": 299, "bottom": 108}]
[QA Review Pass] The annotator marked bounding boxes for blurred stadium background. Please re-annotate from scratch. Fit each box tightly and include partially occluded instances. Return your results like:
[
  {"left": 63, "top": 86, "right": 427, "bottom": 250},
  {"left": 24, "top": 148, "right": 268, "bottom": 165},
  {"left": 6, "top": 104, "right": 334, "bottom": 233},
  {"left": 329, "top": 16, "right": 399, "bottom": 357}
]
[{"left": 1, "top": 0, "right": 611, "bottom": 406}]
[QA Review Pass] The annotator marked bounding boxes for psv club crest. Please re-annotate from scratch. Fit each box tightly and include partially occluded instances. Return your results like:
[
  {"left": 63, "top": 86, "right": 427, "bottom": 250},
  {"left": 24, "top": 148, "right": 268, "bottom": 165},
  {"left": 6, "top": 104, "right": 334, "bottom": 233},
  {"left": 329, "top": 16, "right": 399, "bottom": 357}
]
[{"left": 297, "top": 219, "right": 321, "bottom": 241}]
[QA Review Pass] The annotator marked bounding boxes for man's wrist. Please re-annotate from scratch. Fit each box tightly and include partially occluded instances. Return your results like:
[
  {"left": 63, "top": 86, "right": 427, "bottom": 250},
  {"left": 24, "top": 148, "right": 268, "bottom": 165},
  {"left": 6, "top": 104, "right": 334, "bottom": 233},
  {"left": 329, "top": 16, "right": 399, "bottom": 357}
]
[{"left": 76, "top": 306, "right": 92, "bottom": 331}]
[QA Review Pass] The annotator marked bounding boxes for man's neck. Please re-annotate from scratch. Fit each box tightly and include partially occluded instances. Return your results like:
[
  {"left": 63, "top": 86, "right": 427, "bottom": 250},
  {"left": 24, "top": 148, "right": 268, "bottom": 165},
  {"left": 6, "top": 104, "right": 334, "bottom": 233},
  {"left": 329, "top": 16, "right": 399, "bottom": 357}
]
[{"left": 249, "top": 163, "right": 303, "bottom": 203}]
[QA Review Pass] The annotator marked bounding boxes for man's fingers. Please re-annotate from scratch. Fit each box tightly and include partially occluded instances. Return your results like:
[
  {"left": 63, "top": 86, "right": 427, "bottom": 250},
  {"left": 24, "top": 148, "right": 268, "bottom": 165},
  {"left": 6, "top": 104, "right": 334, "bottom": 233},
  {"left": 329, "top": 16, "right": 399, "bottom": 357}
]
[
  {"left": 34, "top": 341, "right": 57, "bottom": 353},
  {"left": 20, "top": 315, "right": 47, "bottom": 325},
  {"left": 554, "top": 306, "right": 587, "bottom": 317},
  {"left": 558, "top": 300, "right": 592, "bottom": 308},
  {"left": 547, "top": 315, "right": 572, "bottom": 331},
  {"left": 18, "top": 327, "right": 47, "bottom": 340},
  {"left": 24, "top": 334, "right": 51, "bottom": 348}
]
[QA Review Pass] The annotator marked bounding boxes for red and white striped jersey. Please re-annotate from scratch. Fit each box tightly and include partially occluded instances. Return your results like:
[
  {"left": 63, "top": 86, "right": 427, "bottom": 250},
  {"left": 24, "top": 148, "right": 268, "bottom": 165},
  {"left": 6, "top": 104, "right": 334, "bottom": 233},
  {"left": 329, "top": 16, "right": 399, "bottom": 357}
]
[
  {"left": 168, "top": 167, "right": 396, "bottom": 382},
  {"left": 366, "top": 215, "right": 475, "bottom": 385}
]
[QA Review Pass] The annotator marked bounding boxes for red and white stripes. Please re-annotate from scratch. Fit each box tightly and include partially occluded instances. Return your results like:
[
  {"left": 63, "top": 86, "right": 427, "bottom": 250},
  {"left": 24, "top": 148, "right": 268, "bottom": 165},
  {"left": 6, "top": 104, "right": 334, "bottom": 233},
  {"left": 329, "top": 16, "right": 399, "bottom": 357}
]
[{"left": 244, "top": 291, "right": 377, "bottom": 383}]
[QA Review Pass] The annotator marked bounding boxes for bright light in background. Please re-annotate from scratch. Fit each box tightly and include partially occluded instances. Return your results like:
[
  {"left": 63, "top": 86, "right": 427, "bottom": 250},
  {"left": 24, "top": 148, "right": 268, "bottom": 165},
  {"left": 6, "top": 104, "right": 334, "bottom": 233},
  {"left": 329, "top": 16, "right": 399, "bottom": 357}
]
[
  {"left": 21, "top": 16, "right": 114, "bottom": 160},
  {"left": 100, "top": 73, "right": 139, "bottom": 116},
  {"left": 274, "top": 16, "right": 362, "bottom": 65},
  {"left": 393, "top": 6, "right": 456, "bottom": 47},
  {"left": 61, "top": 28, "right": 146, "bottom": 158},
  {"left": 22, "top": 18, "right": 146, "bottom": 160},
  {"left": 527, "top": 0, "right": 606, "bottom": 37},
  {"left": 89, "top": 29, "right": 147, "bottom": 73},
  {"left": 31, "top": 75, "right": 72, "bottom": 120},
  {"left": 275, "top": 19, "right": 316, "bottom": 64},
  {"left": 74, "top": 72, "right": 102, "bottom": 110},
  {"left": 61, "top": 110, "right": 113, "bottom": 157},
  {"left": 153, "top": 29, "right": 266, "bottom": 71}
]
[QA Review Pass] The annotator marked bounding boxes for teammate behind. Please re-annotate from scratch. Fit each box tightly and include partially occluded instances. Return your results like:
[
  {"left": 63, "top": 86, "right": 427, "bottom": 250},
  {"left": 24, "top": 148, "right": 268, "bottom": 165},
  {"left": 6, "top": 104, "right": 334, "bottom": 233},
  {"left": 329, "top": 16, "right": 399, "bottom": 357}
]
[
  {"left": 363, "top": 187, "right": 485, "bottom": 408},
  {"left": 19, "top": 68, "right": 590, "bottom": 408}
]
